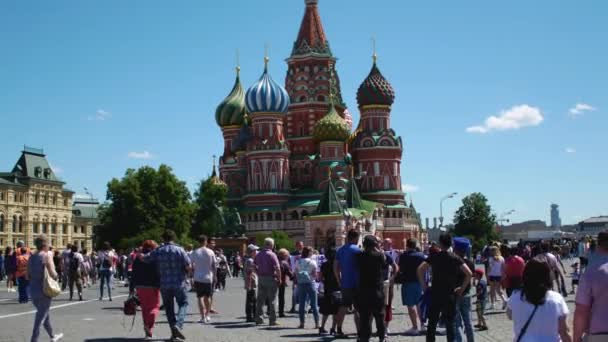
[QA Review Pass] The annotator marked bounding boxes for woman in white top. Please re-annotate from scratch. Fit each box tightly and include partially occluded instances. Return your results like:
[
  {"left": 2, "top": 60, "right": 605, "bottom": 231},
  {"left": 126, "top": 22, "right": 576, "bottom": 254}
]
[
  {"left": 97, "top": 242, "right": 115, "bottom": 301},
  {"left": 295, "top": 246, "right": 319, "bottom": 329},
  {"left": 488, "top": 246, "right": 507, "bottom": 309},
  {"left": 507, "top": 259, "right": 571, "bottom": 342}
]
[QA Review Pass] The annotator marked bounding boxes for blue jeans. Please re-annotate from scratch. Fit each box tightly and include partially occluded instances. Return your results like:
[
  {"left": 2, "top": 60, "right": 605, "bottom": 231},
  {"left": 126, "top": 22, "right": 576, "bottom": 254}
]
[
  {"left": 161, "top": 287, "right": 189, "bottom": 329},
  {"left": 99, "top": 270, "right": 112, "bottom": 299},
  {"left": 31, "top": 295, "right": 53, "bottom": 342},
  {"left": 298, "top": 282, "right": 319, "bottom": 325},
  {"left": 18, "top": 276, "right": 29, "bottom": 303},
  {"left": 454, "top": 296, "right": 474, "bottom": 342}
]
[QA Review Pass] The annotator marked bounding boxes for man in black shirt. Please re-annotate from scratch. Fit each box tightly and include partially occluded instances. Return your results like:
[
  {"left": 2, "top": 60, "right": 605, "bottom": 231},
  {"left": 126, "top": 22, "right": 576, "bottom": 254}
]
[
  {"left": 356, "top": 235, "right": 388, "bottom": 342},
  {"left": 417, "top": 234, "right": 472, "bottom": 342},
  {"left": 453, "top": 238, "right": 475, "bottom": 342}
]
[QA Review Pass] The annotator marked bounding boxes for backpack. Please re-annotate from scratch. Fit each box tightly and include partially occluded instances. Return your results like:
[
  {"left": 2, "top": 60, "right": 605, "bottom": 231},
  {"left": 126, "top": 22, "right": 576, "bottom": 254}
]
[
  {"left": 296, "top": 259, "right": 313, "bottom": 284},
  {"left": 69, "top": 253, "right": 80, "bottom": 273},
  {"left": 101, "top": 254, "right": 112, "bottom": 269}
]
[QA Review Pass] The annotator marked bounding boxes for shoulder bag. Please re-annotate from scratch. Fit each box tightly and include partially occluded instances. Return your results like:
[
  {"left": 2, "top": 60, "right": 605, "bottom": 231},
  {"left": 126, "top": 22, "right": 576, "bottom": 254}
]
[
  {"left": 516, "top": 304, "right": 539, "bottom": 342},
  {"left": 43, "top": 265, "right": 61, "bottom": 298}
]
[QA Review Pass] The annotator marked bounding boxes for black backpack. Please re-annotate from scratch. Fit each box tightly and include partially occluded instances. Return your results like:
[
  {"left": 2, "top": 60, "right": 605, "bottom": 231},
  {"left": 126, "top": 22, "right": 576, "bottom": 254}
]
[{"left": 69, "top": 253, "right": 80, "bottom": 273}]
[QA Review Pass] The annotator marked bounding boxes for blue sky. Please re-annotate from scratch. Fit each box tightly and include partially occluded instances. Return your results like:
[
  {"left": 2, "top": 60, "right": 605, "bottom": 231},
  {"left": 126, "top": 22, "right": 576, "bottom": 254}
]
[{"left": 1, "top": 0, "right": 606, "bottom": 225}]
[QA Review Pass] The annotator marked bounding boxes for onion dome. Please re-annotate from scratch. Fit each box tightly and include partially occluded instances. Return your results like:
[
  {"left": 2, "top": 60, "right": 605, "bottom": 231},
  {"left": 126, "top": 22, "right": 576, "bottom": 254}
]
[
  {"left": 215, "top": 67, "right": 247, "bottom": 127},
  {"left": 209, "top": 162, "right": 227, "bottom": 188},
  {"left": 356, "top": 59, "right": 395, "bottom": 107},
  {"left": 313, "top": 103, "right": 351, "bottom": 142},
  {"left": 245, "top": 58, "right": 290, "bottom": 114}
]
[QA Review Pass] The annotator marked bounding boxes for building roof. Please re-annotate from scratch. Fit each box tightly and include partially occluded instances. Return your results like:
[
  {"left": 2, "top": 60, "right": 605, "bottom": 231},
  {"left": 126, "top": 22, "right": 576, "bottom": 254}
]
[
  {"left": 291, "top": 0, "right": 332, "bottom": 57},
  {"left": 9, "top": 147, "right": 63, "bottom": 183},
  {"left": 315, "top": 177, "right": 342, "bottom": 215},
  {"left": 356, "top": 61, "right": 395, "bottom": 107},
  {"left": 245, "top": 60, "right": 290, "bottom": 114},
  {"left": 216, "top": 68, "right": 247, "bottom": 127},
  {"left": 580, "top": 216, "right": 608, "bottom": 224}
]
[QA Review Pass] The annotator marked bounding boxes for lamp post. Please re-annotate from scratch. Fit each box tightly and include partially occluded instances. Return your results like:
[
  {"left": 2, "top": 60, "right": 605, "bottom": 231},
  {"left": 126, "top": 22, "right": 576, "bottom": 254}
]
[
  {"left": 439, "top": 192, "right": 458, "bottom": 227},
  {"left": 498, "top": 209, "right": 516, "bottom": 225}
]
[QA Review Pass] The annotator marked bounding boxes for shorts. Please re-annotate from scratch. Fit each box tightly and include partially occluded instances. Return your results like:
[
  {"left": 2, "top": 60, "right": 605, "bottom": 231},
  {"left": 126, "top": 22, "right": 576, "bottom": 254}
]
[
  {"left": 341, "top": 288, "right": 355, "bottom": 307},
  {"left": 488, "top": 276, "right": 502, "bottom": 283},
  {"left": 194, "top": 281, "right": 213, "bottom": 298},
  {"left": 401, "top": 282, "right": 422, "bottom": 307}
]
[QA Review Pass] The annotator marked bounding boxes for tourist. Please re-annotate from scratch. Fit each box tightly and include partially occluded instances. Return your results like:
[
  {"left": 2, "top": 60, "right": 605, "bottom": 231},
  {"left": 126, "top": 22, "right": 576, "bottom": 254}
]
[
  {"left": 319, "top": 247, "right": 339, "bottom": 336},
  {"left": 244, "top": 244, "right": 259, "bottom": 323},
  {"left": 52, "top": 251, "right": 61, "bottom": 288},
  {"left": 254, "top": 237, "right": 281, "bottom": 326},
  {"left": 67, "top": 245, "right": 84, "bottom": 301},
  {"left": 534, "top": 241, "right": 564, "bottom": 292},
  {"left": 142, "top": 229, "right": 191, "bottom": 341},
  {"left": 473, "top": 269, "right": 488, "bottom": 331},
  {"left": 216, "top": 250, "right": 229, "bottom": 291},
  {"left": 569, "top": 262, "right": 580, "bottom": 294},
  {"left": 89, "top": 251, "right": 98, "bottom": 286},
  {"left": 233, "top": 251, "right": 243, "bottom": 278},
  {"left": 277, "top": 248, "right": 294, "bottom": 318},
  {"left": 81, "top": 249, "right": 91, "bottom": 288},
  {"left": 452, "top": 238, "right": 475, "bottom": 342},
  {"left": 295, "top": 246, "right": 319, "bottom": 329},
  {"left": 97, "top": 241, "right": 115, "bottom": 301},
  {"left": 16, "top": 247, "right": 30, "bottom": 303},
  {"left": 28, "top": 234, "right": 64, "bottom": 342},
  {"left": 4, "top": 246, "right": 16, "bottom": 292},
  {"left": 334, "top": 229, "right": 361, "bottom": 338},
  {"left": 0, "top": 250, "right": 4, "bottom": 281},
  {"left": 398, "top": 238, "right": 426, "bottom": 335},
  {"left": 355, "top": 235, "right": 389, "bottom": 342},
  {"left": 60, "top": 244, "right": 71, "bottom": 291},
  {"left": 507, "top": 259, "right": 571, "bottom": 342},
  {"left": 487, "top": 246, "right": 507, "bottom": 310},
  {"left": 133, "top": 240, "right": 160, "bottom": 339},
  {"left": 190, "top": 235, "right": 216, "bottom": 324},
  {"left": 381, "top": 238, "right": 399, "bottom": 335},
  {"left": 417, "top": 233, "right": 472, "bottom": 342},
  {"left": 551, "top": 245, "right": 568, "bottom": 296},
  {"left": 574, "top": 231, "right": 608, "bottom": 342},
  {"left": 503, "top": 246, "right": 525, "bottom": 298},
  {"left": 289, "top": 240, "right": 304, "bottom": 314}
]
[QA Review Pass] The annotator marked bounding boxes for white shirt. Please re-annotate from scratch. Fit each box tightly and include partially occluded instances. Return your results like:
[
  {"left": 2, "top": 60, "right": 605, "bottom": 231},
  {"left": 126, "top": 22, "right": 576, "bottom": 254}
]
[
  {"left": 98, "top": 251, "right": 115, "bottom": 271},
  {"left": 489, "top": 256, "right": 505, "bottom": 277},
  {"left": 295, "top": 258, "right": 317, "bottom": 284},
  {"left": 190, "top": 247, "right": 216, "bottom": 284},
  {"left": 508, "top": 290, "right": 569, "bottom": 342}
]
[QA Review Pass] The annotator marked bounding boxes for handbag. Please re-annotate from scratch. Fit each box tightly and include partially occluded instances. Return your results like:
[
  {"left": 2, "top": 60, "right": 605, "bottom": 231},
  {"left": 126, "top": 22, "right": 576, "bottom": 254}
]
[
  {"left": 43, "top": 267, "right": 61, "bottom": 298},
  {"left": 516, "top": 305, "right": 539, "bottom": 342}
]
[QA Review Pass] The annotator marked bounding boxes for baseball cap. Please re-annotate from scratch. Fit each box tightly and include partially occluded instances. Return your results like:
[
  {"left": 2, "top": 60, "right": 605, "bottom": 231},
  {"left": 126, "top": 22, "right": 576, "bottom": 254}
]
[{"left": 247, "top": 244, "right": 259, "bottom": 253}]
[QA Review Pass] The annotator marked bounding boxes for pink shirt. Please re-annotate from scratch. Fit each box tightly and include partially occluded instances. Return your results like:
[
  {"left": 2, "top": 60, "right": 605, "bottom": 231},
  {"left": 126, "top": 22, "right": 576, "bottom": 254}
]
[{"left": 575, "top": 255, "right": 608, "bottom": 334}]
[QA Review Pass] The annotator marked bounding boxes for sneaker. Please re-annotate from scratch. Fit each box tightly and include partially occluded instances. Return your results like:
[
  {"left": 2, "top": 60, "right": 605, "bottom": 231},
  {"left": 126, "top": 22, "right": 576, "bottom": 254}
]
[
  {"left": 197, "top": 318, "right": 205, "bottom": 324},
  {"left": 478, "top": 326, "right": 489, "bottom": 331},
  {"left": 319, "top": 328, "right": 328, "bottom": 335},
  {"left": 404, "top": 328, "right": 419, "bottom": 336},
  {"left": 172, "top": 327, "right": 186, "bottom": 340},
  {"left": 51, "top": 333, "right": 64, "bottom": 342},
  {"left": 204, "top": 316, "right": 211, "bottom": 324}
]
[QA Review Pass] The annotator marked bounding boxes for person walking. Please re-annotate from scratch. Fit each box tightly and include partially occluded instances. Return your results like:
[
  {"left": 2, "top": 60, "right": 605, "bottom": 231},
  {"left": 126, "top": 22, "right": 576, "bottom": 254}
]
[
  {"left": 244, "top": 244, "right": 259, "bottom": 323},
  {"left": 356, "top": 235, "right": 389, "bottom": 342},
  {"left": 4, "top": 246, "right": 16, "bottom": 293},
  {"left": 254, "top": 237, "right": 281, "bottom": 326},
  {"left": 295, "top": 246, "right": 319, "bottom": 329},
  {"left": 288, "top": 241, "right": 304, "bottom": 314},
  {"left": 97, "top": 242, "right": 115, "bottom": 301},
  {"left": 28, "top": 235, "right": 64, "bottom": 342},
  {"left": 60, "top": 244, "right": 71, "bottom": 291},
  {"left": 143, "top": 230, "right": 191, "bottom": 341},
  {"left": 473, "top": 269, "right": 488, "bottom": 331},
  {"left": 503, "top": 246, "right": 525, "bottom": 298},
  {"left": 133, "top": 240, "right": 161, "bottom": 340},
  {"left": 319, "top": 247, "right": 339, "bottom": 336},
  {"left": 507, "top": 259, "right": 571, "bottom": 342},
  {"left": 67, "top": 245, "right": 84, "bottom": 301},
  {"left": 452, "top": 238, "right": 475, "bottom": 342},
  {"left": 16, "top": 247, "right": 30, "bottom": 303},
  {"left": 417, "top": 233, "right": 472, "bottom": 342},
  {"left": 398, "top": 238, "right": 427, "bottom": 335},
  {"left": 381, "top": 238, "right": 399, "bottom": 336},
  {"left": 190, "top": 235, "right": 216, "bottom": 324},
  {"left": 277, "top": 248, "right": 294, "bottom": 318},
  {"left": 334, "top": 229, "right": 361, "bottom": 338},
  {"left": 574, "top": 231, "right": 608, "bottom": 342},
  {"left": 488, "top": 246, "right": 507, "bottom": 310}
]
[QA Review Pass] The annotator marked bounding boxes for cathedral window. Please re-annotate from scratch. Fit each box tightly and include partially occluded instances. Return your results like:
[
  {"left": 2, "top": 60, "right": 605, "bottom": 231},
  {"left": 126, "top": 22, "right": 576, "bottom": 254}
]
[
  {"left": 33, "top": 222, "right": 39, "bottom": 234},
  {"left": 384, "top": 176, "right": 389, "bottom": 189},
  {"left": 374, "top": 162, "right": 380, "bottom": 176},
  {"left": 42, "top": 222, "right": 47, "bottom": 234},
  {"left": 0, "top": 214, "right": 4, "bottom": 232},
  {"left": 317, "top": 95, "right": 325, "bottom": 102},
  {"left": 34, "top": 193, "right": 39, "bottom": 204},
  {"left": 12, "top": 215, "right": 17, "bottom": 232}
]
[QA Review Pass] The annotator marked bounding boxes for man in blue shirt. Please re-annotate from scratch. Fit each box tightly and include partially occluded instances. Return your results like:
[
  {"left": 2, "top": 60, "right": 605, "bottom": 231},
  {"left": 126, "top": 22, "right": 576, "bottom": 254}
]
[
  {"left": 334, "top": 229, "right": 361, "bottom": 338},
  {"left": 144, "top": 230, "right": 191, "bottom": 341}
]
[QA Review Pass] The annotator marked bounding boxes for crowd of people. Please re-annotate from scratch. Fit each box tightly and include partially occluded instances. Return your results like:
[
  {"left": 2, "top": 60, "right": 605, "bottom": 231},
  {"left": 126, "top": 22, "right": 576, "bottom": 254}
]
[{"left": 0, "top": 229, "right": 606, "bottom": 342}]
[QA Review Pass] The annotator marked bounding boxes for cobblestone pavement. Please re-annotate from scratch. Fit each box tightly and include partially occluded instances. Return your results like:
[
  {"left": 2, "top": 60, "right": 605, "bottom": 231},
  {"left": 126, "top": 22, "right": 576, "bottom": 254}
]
[{"left": 0, "top": 261, "right": 578, "bottom": 342}]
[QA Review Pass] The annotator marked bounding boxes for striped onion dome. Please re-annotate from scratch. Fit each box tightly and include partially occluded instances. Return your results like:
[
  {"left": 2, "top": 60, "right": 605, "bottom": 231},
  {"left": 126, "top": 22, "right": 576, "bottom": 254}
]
[
  {"left": 313, "top": 103, "right": 350, "bottom": 142},
  {"left": 245, "top": 59, "right": 290, "bottom": 114},
  {"left": 215, "top": 68, "right": 247, "bottom": 127},
  {"left": 356, "top": 61, "right": 395, "bottom": 107}
]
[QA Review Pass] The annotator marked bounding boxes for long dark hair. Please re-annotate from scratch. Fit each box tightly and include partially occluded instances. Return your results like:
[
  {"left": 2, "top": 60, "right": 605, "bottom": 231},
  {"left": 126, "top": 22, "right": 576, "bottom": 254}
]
[{"left": 521, "top": 259, "right": 552, "bottom": 305}]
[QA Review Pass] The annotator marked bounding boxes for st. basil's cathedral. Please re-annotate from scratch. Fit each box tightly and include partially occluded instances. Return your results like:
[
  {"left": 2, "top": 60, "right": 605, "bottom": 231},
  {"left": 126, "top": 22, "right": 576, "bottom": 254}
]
[{"left": 213, "top": 0, "right": 425, "bottom": 249}]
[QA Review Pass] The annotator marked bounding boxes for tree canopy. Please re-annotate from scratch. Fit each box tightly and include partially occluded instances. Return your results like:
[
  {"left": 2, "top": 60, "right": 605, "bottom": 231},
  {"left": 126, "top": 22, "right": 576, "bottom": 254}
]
[
  {"left": 96, "top": 165, "right": 193, "bottom": 249},
  {"left": 453, "top": 192, "right": 498, "bottom": 252}
]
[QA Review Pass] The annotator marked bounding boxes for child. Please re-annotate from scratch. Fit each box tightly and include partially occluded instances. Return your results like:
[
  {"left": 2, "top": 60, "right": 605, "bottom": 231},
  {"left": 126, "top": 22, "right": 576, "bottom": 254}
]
[
  {"left": 570, "top": 262, "right": 580, "bottom": 295},
  {"left": 474, "top": 269, "right": 488, "bottom": 331},
  {"left": 244, "top": 244, "right": 259, "bottom": 323}
]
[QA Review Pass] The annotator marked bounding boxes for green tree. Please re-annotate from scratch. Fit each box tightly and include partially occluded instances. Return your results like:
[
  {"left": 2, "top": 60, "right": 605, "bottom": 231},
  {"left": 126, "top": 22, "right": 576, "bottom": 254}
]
[
  {"left": 97, "top": 165, "right": 193, "bottom": 249},
  {"left": 453, "top": 192, "right": 499, "bottom": 252},
  {"left": 191, "top": 175, "right": 228, "bottom": 238},
  {"left": 256, "top": 230, "right": 295, "bottom": 251}
]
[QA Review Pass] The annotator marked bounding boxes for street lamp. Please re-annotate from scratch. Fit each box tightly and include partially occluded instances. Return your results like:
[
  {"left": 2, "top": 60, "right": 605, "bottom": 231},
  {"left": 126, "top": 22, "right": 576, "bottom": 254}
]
[
  {"left": 439, "top": 192, "right": 458, "bottom": 227},
  {"left": 498, "top": 209, "right": 516, "bottom": 225}
]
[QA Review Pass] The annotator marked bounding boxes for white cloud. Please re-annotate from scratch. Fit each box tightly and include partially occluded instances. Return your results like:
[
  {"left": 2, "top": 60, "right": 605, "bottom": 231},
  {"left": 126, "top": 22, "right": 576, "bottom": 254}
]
[
  {"left": 568, "top": 103, "right": 596, "bottom": 118},
  {"left": 49, "top": 163, "right": 63, "bottom": 174},
  {"left": 402, "top": 184, "right": 419, "bottom": 193},
  {"left": 88, "top": 109, "right": 111, "bottom": 121},
  {"left": 128, "top": 151, "right": 154, "bottom": 159},
  {"left": 466, "top": 104, "right": 544, "bottom": 134},
  {"left": 565, "top": 147, "right": 576, "bottom": 153}
]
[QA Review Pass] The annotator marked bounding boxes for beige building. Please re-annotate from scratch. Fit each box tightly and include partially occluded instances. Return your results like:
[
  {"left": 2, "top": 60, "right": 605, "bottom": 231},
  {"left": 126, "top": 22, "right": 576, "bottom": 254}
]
[{"left": 0, "top": 147, "right": 96, "bottom": 251}]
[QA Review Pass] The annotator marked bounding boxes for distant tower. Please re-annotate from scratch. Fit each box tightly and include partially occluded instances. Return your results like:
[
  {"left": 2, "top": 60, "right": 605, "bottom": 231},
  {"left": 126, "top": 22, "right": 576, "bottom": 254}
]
[{"left": 550, "top": 204, "right": 562, "bottom": 228}]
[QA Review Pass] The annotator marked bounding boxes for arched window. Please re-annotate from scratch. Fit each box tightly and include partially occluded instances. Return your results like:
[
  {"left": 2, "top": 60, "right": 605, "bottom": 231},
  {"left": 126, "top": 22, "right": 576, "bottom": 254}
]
[
  {"left": 0, "top": 214, "right": 4, "bottom": 232},
  {"left": 42, "top": 222, "right": 47, "bottom": 234},
  {"left": 33, "top": 222, "right": 39, "bottom": 234},
  {"left": 12, "top": 215, "right": 17, "bottom": 232},
  {"left": 18, "top": 216, "right": 23, "bottom": 233},
  {"left": 34, "top": 192, "right": 39, "bottom": 204}
]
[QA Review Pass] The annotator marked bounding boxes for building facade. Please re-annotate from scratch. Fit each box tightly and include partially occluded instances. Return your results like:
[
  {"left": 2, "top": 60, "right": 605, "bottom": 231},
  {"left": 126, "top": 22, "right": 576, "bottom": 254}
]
[
  {"left": 0, "top": 147, "right": 96, "bottom": 251},
  {"left": 213, "top": 0, "right": 423, "bottom": 249},
  {"left": 578, "top": 216, "right": 608, "bottom": 237}
]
